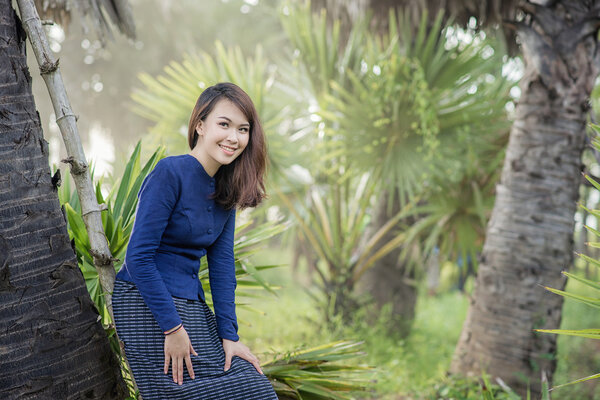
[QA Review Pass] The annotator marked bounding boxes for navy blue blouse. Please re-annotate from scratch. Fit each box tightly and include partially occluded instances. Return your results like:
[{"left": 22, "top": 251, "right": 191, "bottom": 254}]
[{"left": 116, "top": 154, "right": 239, "bottom": 341}]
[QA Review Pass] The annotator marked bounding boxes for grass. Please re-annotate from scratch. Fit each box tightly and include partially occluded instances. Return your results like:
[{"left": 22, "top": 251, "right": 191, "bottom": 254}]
[{"left": 237, "top": 246, "right": 600, "bottom": 399}]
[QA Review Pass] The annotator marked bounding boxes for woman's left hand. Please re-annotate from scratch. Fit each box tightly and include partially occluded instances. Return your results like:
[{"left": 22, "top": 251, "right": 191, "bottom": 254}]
[{"left": 222, "top": 338, "right": 264, "bottom": 375}]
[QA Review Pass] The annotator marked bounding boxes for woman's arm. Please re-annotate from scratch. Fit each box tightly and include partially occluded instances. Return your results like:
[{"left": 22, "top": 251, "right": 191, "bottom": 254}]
[
  {"left": 207, "top": 210, "right": 264, "bottom": 374},
  {"left": 124, "top": 159, "right": 182, "bottom": 333},
  {"left": 206, "top": 208, "right": 239, "bottom": 341}
]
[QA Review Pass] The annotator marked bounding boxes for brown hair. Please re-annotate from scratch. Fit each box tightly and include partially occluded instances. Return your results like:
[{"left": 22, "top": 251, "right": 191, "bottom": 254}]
[{"left": 187, "top": 82, "right": 267, "bottom": 210}]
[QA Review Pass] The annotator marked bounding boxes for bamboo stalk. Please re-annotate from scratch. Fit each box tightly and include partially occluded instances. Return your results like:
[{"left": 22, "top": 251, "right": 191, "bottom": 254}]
[{"left": 15, "top": 0, "right": 138, "bottom": 394}]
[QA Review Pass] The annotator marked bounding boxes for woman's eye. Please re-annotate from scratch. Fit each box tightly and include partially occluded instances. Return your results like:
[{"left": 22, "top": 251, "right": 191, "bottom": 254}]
[
  {"left": 219, "top": 122, "right": 228, "bottom": 127},
  {"left": 240, "top": 127, "right": 249, "bottom": 133}
]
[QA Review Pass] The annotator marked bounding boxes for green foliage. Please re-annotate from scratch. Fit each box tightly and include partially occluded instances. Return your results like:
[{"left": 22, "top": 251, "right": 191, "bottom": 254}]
[
  {"left": 263, "top": 341, "right": 373, "bottom": 399},
  {"left": 242, "top": 247, "right": 600, "bottom": 399},
  {"left": 57, "top": 141, "right": 165, "bottom": 324},
  {"left": 318, "top": 8, "right": 511, "bottom": 268},
  {"left": 314, "top": 7, "right": 512, "bottom": 197},
  {"left": 279, "top": 0, "right": 365, "bottom": 98},
  {"left": 274, "top": 2, "right": 513, "bottom": 322},
  {"left": 422, "top": 374, "right": 521, "bottom": 400},
  {"left": 274, "top": 172, "right": 412, "bottom": 320},
  {"left": 399, "top": 139, "right": 503, "bottom": 271},
  {"left": 554, "top": 273, "right": 600, "bottom": 399}
]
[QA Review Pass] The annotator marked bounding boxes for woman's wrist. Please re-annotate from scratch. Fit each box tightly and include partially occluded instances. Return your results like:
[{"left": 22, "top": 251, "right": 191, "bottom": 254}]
[{"left": 164, "top": 323, "right": 183, "bottom": 335}]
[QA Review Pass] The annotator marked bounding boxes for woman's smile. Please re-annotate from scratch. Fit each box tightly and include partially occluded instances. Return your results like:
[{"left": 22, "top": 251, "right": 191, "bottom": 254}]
[
  {"left": 190, "top": 99, "right": 250, "bottom": 176},
  {"left": 219, "top": 143, "right": 238, "bottom": 155}
]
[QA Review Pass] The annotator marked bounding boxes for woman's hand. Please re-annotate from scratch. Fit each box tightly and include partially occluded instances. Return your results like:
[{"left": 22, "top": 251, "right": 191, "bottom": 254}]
[
  {"left": 222, "top": 338, "right": 264, "bottom": 375},
  {"left": 164, "top": 327, "right": 198, "bottom": 385}
]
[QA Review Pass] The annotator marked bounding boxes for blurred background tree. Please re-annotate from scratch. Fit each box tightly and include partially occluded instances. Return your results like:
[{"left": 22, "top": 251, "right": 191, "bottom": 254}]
[{"left": 305, "top": 1, "right": 600, "bottom": 396}]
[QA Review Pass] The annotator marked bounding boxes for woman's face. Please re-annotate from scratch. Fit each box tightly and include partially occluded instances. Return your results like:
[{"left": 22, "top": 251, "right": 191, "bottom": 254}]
[{"left": 194, "top": 99, "right": 250, "bottom": 176}]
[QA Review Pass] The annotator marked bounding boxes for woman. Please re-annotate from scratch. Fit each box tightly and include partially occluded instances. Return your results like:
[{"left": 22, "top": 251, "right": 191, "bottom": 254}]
[{"left": 112, "top": 82, "right": 278, "bottom": 399}]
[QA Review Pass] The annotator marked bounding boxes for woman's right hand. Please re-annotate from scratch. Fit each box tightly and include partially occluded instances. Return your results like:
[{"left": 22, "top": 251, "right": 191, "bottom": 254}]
[{"left": 164, "top": 326, "right": 197, "bottom": 385}]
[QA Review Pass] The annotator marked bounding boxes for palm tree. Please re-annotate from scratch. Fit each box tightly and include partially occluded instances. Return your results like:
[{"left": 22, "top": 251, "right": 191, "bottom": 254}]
[
  {"left": 313, "top": 0, "right": 600, "bottom": 395},
  {"left": 450, "top": 2, "right": 600, "bottom": 395},
  {"left": 0, "top": 0, "right": 134, "bottom": 397},
  {"left": 284, "top": 1, "right": 511, "bottom": 334}
]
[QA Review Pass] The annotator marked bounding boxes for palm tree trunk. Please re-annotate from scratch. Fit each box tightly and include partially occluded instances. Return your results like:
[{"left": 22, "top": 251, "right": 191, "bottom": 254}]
[
  {"left": 451, "top": 2, "right": 600, "bottom": 396},
  {"left": 359, "top": 193, "right": 417, "bottom": 336},
  {"left": 0, "top": 1, "right": 127, "bottom": 398}
]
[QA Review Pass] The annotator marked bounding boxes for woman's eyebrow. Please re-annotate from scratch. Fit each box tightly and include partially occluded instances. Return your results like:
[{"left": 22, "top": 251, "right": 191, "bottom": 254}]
[{"left": 217, "top": 116, "right": 249, "bottom": 126}]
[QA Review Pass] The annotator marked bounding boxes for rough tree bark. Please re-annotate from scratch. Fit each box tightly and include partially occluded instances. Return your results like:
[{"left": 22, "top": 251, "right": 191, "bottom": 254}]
[
  {"left": 18, "top": 0, "right": 120, "bottom": 330},
  {"left": 0, "top": 0, "right": 127, "bottom": 398},
  {"left": 450, "top": 2, "right": 600, "bottom": 396}
]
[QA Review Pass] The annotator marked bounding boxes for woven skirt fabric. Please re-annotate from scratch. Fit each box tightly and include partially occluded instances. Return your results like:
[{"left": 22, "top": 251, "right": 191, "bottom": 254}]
[{"left": 112, "top": 279, "right": 278, "bottom": 400}]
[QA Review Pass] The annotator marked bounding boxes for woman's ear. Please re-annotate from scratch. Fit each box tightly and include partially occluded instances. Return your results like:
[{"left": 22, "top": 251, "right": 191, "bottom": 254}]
[{"left": 196, "top": 121, "right": 203, "bottom": 135}]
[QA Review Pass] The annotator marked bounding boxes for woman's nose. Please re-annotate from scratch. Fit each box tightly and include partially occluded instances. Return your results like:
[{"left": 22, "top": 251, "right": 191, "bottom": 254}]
[{"left": 226, "top": 129, "right": 239, "bottom": 142}]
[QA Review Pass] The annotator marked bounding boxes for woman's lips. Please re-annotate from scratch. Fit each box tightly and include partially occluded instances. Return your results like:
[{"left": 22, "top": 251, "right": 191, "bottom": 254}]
[{"left": 219, "top": 144, "right": 237, "bottom": 155}]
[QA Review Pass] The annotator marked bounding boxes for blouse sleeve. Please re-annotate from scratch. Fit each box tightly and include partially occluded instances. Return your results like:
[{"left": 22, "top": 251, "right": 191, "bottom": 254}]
[
  {"left": 206, "top": 209, "right": 239, "bottom": 341},
  {"left": 124, "top": 160, "right": 182, "bottom": 333}
]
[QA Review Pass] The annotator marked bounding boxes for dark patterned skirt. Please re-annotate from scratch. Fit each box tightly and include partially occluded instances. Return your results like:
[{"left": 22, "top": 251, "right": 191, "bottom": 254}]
[{"left": 112, "top": 279, "right": 278, "bottom": 400}]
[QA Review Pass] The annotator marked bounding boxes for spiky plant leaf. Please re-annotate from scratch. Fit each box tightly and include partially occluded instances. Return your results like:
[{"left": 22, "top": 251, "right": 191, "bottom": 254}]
[{"left": 262, "top": 340, "right": 373, "bottom": 399}]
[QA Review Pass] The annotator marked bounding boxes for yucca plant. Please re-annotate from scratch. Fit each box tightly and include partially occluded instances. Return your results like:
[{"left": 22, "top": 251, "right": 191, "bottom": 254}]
[
  {"left": 277, "top": 2, "right": 512, "bottom": 327},
  {"left": 319, "top": 6, "right": 512, "bottom": 231},
  {"left": 262, "top": 340, "right": 373, "bottom": 399},
  {"left": 56, "top": 141, "right": 165, "bottom": 324},
  {"left": 279, "top": 0, "right": 366, "bottom": 98},
  {"left": 274, "top": 171, "right": 416, "bottom": 321},
  {"left": 398, "top": 136, "right": 505, "bottom": 275},
  {"left": 286, "top": 4, "right": 512, "bottom": 199}
]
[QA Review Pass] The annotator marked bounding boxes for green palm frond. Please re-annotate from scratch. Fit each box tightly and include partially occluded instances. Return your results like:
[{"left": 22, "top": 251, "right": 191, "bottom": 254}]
[
  {"left": 397, "top": 139, "right": 503, "bottom": 267},
  {"left": 322, "top": 56, "right": 437, "bottom": 200},
  {"left": 321, "top": 8, "right": 512, "bottom": 199},
  {"left": 58, "top": 141, "right": 165, "bottom": 323},
  {"left": 277, "top": 3, "right": 512, "bottom": 291},
  {"left": 279, "top": 0, "right": 366, "bottom": 97},
  {"left": 273, "top": 172, "right": 416, "bottom": 319},
  {"left": 263, "top": 340, "right": 374, "bottom": 399}
]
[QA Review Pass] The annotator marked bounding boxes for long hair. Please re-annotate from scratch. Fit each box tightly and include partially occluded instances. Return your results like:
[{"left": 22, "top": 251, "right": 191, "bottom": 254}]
[{"left": 187, "top": 82, "right": 267, "bottom": 210}]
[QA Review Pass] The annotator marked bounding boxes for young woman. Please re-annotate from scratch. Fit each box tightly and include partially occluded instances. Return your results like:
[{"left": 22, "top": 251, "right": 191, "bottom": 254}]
[{"left": 112, "top": 82, "right": 278, "bottom": 399}]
